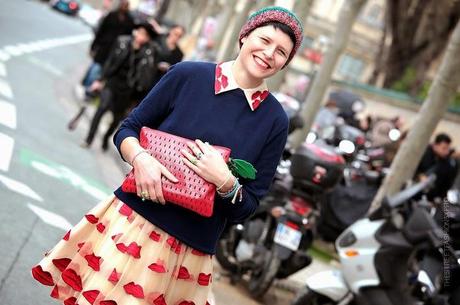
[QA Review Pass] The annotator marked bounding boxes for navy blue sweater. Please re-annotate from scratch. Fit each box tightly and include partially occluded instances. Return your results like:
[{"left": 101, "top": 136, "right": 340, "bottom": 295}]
[{"left": 113, "top": 61, "right": 288, "bottom": 254}]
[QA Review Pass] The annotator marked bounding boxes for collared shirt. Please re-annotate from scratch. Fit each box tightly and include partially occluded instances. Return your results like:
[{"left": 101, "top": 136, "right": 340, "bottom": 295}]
[{"left": 214, "top": 60, "right": 270, "bottom": 111}]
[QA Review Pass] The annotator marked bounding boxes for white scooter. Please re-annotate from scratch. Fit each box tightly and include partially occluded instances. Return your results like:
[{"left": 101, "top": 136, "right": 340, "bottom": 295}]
[{"left": 292, "top": 175, "right": 442, "bottom": 305}]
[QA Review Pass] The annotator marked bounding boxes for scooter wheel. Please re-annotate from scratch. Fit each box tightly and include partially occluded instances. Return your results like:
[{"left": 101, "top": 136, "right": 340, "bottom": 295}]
[{"left": 248, "top": 254, "right": 281, "bottom": 299}]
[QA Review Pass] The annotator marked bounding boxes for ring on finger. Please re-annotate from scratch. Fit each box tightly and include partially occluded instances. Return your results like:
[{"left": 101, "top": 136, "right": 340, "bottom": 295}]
[
  {"left": 190, "top": 157, "right": 198, "bottom": 166},
  {"left": 196, "top": 151, "right": 203, "bottom": 160}
]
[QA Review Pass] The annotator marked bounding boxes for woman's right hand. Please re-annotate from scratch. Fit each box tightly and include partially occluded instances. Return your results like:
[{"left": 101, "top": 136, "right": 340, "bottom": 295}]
[{"left": 132, "top": 152, "right": 178, "bottom": 204}]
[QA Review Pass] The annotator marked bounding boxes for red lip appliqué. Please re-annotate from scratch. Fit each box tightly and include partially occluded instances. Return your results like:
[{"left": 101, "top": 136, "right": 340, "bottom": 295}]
[
  {"left": 61, "top": 268, "right": 83, "bottom": 291},
  {"left": 108, "top": 268, "right": 120, "bottom": 284},
  {"left": 31, "top": 265, "right": 54, "bottom": 286},
  {"left": 85, "top": 253, "right": 102, "bottom": 271},
  {"left": 148, "top": 261, "right": 167, "bottom": 273},
  {"left": 52, "top": 258, "right": 71, "bottom": 272},
  {"left": 85, "top": 214, "right": 99, "bottom": 224},
  {"left": 177, "top": 266, "right": 192, "bottom": 280},
  {"left": 64, "top": 297, "right": 77, "bottom": 305},
  {"left": 82, "top": 289, "right": 100, "bottom": 304},
  {"left": 197, "top": 273, "right": 211, "bottom": 286},
  {"left": 119, "top": 203, "right": 132, "bottom": 217},
  {"left": 116, "top": 241, "right": 142, "bottom": 258},
  {"left": 96, "top": 223, "right": 106, "bottom": 233},
  {"left": 63, "top": 230, "right": 71, "bottom": 241},
  {"left": 123, "top": 282, "right": 145, "bottom": 298},
  {"left": 149, "top": 230, "right": 161, "bottom": 242}
]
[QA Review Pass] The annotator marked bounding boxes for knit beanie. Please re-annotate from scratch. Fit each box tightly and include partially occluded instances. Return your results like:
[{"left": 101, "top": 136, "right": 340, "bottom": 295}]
[{"left": 239, "top": 6, "right": 303, "bottom": 66}]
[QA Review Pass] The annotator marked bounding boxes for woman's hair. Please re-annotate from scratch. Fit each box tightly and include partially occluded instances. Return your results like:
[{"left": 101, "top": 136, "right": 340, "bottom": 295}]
[{"left": 250, "top": 21, "right": 296, "bottom": 47}]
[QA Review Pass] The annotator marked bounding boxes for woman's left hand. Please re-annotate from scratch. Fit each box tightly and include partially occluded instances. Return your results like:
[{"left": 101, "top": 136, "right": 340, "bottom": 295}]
[{"left": 181, "top": 139, "right": 230, "bottom": 186}]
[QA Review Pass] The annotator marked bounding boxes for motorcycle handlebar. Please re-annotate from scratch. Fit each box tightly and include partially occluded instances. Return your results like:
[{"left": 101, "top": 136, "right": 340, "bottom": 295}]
[{"left": 385, "top": 174, "right": 436, "bottom": 208}]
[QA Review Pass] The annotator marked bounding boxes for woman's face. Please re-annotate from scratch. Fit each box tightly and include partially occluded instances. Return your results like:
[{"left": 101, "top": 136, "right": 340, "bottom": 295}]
[{"left": 239, "top": 25, "right": 294, "bottom": 80}]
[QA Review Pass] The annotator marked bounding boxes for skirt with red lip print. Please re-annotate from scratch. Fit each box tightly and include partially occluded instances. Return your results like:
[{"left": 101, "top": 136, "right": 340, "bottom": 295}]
[{"left": 31, "top": 195, "right": 214, "bottom": 305}]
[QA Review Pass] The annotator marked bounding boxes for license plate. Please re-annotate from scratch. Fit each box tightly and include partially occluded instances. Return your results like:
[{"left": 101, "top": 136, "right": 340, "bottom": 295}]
[{"left": 274, "top": 223, "right": 302, "bottom": 251}]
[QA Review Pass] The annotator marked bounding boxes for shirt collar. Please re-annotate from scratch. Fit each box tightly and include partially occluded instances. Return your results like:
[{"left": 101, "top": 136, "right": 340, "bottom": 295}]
[{"left": 214, "top": 61, "right": 270, "bottom": 111}]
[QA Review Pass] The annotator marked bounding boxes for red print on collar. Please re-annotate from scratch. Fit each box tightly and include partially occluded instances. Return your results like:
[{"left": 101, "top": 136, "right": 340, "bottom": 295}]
[{"left": 214, "top": 61, "right": 270, "bottom": 111}]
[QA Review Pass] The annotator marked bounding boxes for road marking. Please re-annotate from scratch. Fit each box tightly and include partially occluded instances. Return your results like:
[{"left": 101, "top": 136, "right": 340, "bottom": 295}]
[
  {"left": 3, "top": 45, "right": 23, "bottom": 57},
  {"left": 0, "top": 62, "right": 6, "bottom": 77},
  {"left": 28, "top": 203, "right": 73, "bottom": 231},
  {"left": 0, "top": 34, "right": 93, "bottom": 62},
  {"left": 26, "top": 56, "right": 63, "bottom": 77},
  {"left": 0, "top": 133, "right": 14, "bottom": 171},
  {"left": 0, "top": 50, "right": 11, "bottom": 62},
  {"left": 0, "top": 79, "right": 13, "bottom": 99},
  {"left": 0, "top": 100, "right": 16, "bottom": 129},
  {"left": 0, "top": 174, "right": 43, "bottom": 202},
  {"left": 21, "top": 149, "right": 111, "bottom": 201}
]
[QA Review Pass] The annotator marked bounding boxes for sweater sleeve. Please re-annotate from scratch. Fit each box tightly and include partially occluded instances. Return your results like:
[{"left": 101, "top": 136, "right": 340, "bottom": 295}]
[
  {"left": 113, "top": 63, "right": 183, "bottom": 160},
  {"left": 223, "top": 115, "right": 289, "bottom": 223}
]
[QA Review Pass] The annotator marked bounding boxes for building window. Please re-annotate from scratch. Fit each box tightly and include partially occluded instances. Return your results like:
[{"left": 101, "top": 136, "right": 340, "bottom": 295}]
[
  {"left": 337, "top": 54, "right": 364, "bottom": 82},
  {"left": 360, "top": 3, "right": 384, "bottom": 28}
]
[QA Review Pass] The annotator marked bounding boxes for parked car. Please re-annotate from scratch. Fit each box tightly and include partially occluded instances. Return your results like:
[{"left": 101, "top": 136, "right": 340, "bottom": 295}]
[{"left": 50, "top": 0, "right": 80, "bottom": 16}]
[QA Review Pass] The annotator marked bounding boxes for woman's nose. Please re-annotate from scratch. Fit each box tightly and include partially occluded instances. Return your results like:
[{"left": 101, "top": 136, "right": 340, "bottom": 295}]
[{"left": 263, "top": 46, "right": 276, "bottom": 59}]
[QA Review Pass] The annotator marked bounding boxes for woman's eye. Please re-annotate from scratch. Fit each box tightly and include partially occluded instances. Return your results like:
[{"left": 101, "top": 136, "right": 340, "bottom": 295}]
[
  {"left": 260, "top": 37, "right": 269, "bottom": 43},
  {"left": 278, "top": 49, "right": 287, "bottom": 57}
]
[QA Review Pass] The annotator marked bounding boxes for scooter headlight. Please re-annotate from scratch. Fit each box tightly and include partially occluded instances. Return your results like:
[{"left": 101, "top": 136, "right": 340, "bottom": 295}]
[
  {"left": 339, "top": 140, "right": 355, "bottom": 154},
  {"left": 338, "top": 231, "right": 357, "bottom": 247}
]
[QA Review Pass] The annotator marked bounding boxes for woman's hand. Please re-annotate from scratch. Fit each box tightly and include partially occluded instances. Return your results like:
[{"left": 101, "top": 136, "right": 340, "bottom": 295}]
[
  {"left": 181, "top": 139, "right": 232, "bottom": 188},
  {"left": 132, "top": 152, "right": 178, "bottom": 204}
]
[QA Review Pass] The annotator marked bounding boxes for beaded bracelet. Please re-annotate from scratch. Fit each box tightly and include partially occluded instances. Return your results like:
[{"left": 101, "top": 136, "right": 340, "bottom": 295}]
[
  {"left": 217, "top": 177, "right": 238, "bottom": 197},
  {"left": 217, "top": 177, "right": 243, "bottom": 204},
  {"left": 216, "top": 171, "right": 233, "bottom": 191},
  {"left": 130, "top": 149, "right": 149, "bottom": 166}
]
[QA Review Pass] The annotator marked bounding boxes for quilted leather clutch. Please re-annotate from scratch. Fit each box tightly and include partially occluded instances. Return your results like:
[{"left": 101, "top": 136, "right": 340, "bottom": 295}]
[{"left": 121, "top": 127, "right": 231, "bottom": 217}]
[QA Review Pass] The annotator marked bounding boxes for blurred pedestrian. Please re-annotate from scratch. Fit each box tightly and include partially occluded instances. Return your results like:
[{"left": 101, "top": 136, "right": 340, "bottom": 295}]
[
  {"left": 415, "top": 133, "right": 459, "bottom": 200},
  {"left": 32, "top": 6, "right": 303, "bottom": 305},
  {"left": 68, "top": 0, "right": 135, "bottom": 130},
  {"left": 151, "top": 24, "right": 185, "bottom": 85},
  {"left": 370, "top": 116, "right": 403, "bottom": 148},
  {"left": 81, "top": 22, "right": 158, "bottom": 151}
]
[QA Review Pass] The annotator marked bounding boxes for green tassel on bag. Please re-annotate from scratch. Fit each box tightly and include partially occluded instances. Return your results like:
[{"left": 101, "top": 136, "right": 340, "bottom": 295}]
[{"left": 228, "top": 158, "right": 257, "bottom": 180}]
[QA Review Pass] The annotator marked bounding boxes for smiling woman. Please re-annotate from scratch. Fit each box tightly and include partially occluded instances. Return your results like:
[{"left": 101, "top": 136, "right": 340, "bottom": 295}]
[{"left": 31, "top": 6, "right": 303, "bottom": 305}]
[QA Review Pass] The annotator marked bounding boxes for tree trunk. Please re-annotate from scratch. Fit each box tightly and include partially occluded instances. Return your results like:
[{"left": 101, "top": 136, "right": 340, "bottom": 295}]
[
  {"left": 213, "top": 0, "right": 238, "bottom": 53},
  {"left": 155, "top": 0, "right": 172, "bottom": 24},
  {"left": 253, "top": 0, "right": 275, "bottom": 11},
  {"left": 267, "top": 0, "right": 314, "bottom": 91},
  {"left": 290, "top": 0, "right": 367, "bottom": 148},
  {"left": 368, "top": 20, "right": 460, "bottom": 213},
  {"left": 376, "top": 0, "right": 460, "bottom": 90},
  {"left": 216, "top": 0, "right": 254, "bottom": 62},
  {"left": 190, "top": 0, "right": 215, "bottom": 37}
]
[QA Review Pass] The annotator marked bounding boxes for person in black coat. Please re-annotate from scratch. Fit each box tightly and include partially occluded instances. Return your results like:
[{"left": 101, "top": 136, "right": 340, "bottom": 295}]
[
  {"left": 151, "top": 24, "right": 185, "bottom": 86},
  {"left": 68, "top": 0, "right": 136, "bottom": 130},
  {"left": 415, "top": 133, "right": 459, "bottom": 200},
  {"left": 81, "top": 22, "right": 158, "bottom": 151},
  {"left": 90, "top": 0, "right": 135, "bottom": 67}
]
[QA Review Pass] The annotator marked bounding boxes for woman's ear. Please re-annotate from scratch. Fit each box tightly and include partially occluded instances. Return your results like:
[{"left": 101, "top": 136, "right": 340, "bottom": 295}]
[{"left": 241, "top": 36, "right": 247, "bottom": 45}]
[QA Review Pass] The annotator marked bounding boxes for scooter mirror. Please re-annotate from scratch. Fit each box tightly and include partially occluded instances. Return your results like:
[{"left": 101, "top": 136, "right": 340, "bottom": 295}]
[
  {"left": 388, "top": 128, "right": 401, "bottom": 141},
  {"left": 306, "top": 132, "right": 317, "bottom": 144},
  {"left": 447, "top": 189, "right": 459, "bottom": 204}
]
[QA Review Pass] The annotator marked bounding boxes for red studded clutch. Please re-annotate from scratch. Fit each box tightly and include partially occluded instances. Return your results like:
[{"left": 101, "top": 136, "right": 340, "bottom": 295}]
[{"left": 121, "top": 127, "right": 231, "bottom": 217}]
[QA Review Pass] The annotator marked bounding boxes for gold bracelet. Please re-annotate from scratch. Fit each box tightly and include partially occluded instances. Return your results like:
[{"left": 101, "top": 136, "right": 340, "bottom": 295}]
[
  {"left": 216, "top": 171, "right": 232, "bottom": 191},
  {"left": 130, "top": 149, "right": 149, "bottom": 166}
]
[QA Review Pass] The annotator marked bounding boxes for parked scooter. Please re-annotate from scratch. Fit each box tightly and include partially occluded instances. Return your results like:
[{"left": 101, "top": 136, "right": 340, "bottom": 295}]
[
  {"left": 291, "top": 175, "right": 452, "bottom": 305},
  {"left": 216, "top": 142, "right": 345, "bottom": 298}
]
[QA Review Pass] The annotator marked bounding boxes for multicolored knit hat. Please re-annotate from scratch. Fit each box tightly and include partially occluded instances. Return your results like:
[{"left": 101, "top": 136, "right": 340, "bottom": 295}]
[{"left": 239, "top": 6, "right": 303, "bottom": 66}]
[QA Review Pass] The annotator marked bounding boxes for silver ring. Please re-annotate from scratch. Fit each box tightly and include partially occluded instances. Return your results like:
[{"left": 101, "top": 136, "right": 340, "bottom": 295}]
[
  {"left": 196, "top": 152, "right": 203, "bottom": 160},
  {"left": 190, "top": 157, "right": 198, "bottom": 166}
]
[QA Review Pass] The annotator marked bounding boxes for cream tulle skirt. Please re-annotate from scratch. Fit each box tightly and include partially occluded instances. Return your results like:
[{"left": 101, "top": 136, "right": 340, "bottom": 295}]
[{"left": 31, "top": 195, "right": 213, "bottom": 305}]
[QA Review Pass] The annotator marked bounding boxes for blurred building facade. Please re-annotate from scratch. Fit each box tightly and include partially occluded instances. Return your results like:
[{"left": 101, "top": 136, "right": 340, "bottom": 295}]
[{"left": 293, "top": 0, "right": 386, "bottom": 83}]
